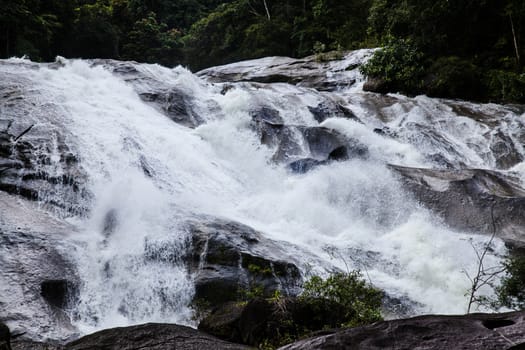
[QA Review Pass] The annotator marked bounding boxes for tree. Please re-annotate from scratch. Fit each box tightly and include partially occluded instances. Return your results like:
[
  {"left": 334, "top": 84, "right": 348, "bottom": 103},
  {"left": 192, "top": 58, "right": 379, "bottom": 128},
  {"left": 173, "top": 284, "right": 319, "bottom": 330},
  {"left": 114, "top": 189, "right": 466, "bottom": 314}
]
[{"left": 122, "top": 12, "right": 182, "bottom": 66}]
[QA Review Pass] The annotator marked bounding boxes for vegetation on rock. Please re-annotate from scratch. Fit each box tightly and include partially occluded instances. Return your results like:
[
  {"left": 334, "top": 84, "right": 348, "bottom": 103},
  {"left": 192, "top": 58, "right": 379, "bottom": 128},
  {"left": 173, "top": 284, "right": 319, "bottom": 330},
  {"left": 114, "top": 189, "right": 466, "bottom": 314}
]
[
  {"left": 497, "top": 254, "right": 525, "bottom": 310},
  {"left": 199, "top": 271, "right": 383, "bottom": 349}
]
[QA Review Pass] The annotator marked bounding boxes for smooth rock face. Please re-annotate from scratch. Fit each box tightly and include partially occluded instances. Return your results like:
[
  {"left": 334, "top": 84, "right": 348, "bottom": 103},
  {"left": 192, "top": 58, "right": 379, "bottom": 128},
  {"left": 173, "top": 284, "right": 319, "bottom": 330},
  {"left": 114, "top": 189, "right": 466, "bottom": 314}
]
[
  {"left": 390, "top": 165, "right": 525, "bottom": 249},
  {"left": 279, "top": 311, "right": 525, "bottom": 350},
  {"left": 66, "top": 323, "right": 252, "bottom": 350},
  {"left": 0, "top": 192, "right": 79, "bottom": 341},
  {"left": 197, "top": 50, "right": 375, "bottom": 92},
  {"left": 185, "top": 219, "right": 303, "bottom": 305}
]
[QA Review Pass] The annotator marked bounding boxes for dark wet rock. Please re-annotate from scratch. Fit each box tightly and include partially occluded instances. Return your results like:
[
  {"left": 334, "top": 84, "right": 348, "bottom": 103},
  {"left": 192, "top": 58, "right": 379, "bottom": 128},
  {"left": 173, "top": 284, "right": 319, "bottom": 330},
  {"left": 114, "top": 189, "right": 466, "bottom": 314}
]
[
  {"left": 288, "top": 158, "right": 325, "bottom": 173},
  {"left": 287, "top": 143, "right": 367, "bottom": 173},
  {"left": 41, "top": 280, "right": 76, "bottom": 310},
  {"left": 363, "top": 77, "right": 391, "bottom": 94},
  {"left": 250, "top": 107, "right": 283, "bottom": 126},
  {"left": 138, "top": 89, "right": 203, "bottom": 128},
  {"left": 199, "top": 297, "right": 350, "bottom": 348},
  {"left": 303, "top": 127, "right": 348, "bottom": 160},
  {"left": 185, "top": 219, "right": 303, "bottom": 305},
  {"left": 0, "top": 323, "right": 10, "bottom": 350},
  {"left": 390, "top": 165, "right": 525, "bottom": 248},
  {"left": 308, "top": 101, "right": 359, "bottom": 123},
  {"left": 197, "top": 50, "right": 374, "bottom": 92},
  {"left": 279, "top": 310, "right": 525, "bottom": 350},
  {"left": 66, "top": 323, "right": 252, "bottom": 350},
  {"left": 12, "top": 340, "right": 64, "bottom": 350},
  {"left": 256, "top": 121, "right": 368, "bottom": 165}
]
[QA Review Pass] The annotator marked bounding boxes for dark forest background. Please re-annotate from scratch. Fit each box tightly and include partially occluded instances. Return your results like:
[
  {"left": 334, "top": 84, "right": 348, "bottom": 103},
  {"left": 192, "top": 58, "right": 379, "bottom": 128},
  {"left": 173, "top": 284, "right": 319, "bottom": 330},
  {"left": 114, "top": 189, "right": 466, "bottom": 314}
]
[{"left": 2, "top": 0, "right": 525, "bottom": 102}]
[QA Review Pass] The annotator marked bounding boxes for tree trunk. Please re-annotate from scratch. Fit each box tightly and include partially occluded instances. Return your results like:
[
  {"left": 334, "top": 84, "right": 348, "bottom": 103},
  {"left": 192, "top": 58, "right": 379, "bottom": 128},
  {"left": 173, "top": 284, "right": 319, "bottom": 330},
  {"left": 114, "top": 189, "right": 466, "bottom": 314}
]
[
  {"left": 262, "top": 0, "right": 271, "bottom": 20},
  {"left": 510, "top": 14, "right": 520, "bottom": 66}
]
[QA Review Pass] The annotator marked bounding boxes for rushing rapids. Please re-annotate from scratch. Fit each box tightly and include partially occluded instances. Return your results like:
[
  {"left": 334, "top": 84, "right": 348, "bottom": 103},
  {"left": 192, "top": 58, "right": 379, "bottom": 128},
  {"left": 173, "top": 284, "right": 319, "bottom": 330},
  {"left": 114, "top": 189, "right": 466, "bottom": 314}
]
[{"left": 0, "top": 51, "right": 523, "bottom": 342}]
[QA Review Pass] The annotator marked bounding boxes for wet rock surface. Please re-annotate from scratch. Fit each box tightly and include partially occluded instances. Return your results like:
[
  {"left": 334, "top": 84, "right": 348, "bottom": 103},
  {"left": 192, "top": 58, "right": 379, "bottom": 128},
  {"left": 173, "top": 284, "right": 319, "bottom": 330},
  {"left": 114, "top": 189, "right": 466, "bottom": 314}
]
[
  {"left": 0, "top": 77, "right": 87, "bottom": 214},
  {"left": 197, "top": 50, "right": 375, "bottom": 92},
  {"left": 0, "top": 192, "right": 79, "bottom": 341},
  {"left": 199, "top": 297, "right": 353, "bottom": 348},
  {"left": 390, "top": 165, "right": 525, "bottom": 248},
  {"left": 92, "top": 59, "right": 219, "bottom": 128},
  {"left": 255, "top": 121, "right": 368, "bottom": 166},
  {"left": 185, "top": 219, "right": 303, "bottom": 305},
  {"left": 65, "top": 323, "right": 252, "bottom": 350},
  {"left": 278, "top": 310, "right": 525, "bottom": 350}
]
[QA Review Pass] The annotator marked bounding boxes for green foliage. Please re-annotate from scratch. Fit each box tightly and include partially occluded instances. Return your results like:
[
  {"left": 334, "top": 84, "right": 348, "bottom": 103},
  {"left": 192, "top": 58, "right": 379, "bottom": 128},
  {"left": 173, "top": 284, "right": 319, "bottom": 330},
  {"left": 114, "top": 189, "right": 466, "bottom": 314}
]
[
  {"left": 300, "top": 271, "right": 383, "bottom": 327},
  {"left": 484, "top": 69, "right": 525, "bottom": 103},
  {"left": 360, "top": 37, "right": 424, "bottom": 94},
  {"left": 497, "top": 255, "right": 525, "bottom": 309},
  {"left": 122, "top": 12, "right": 182, "bottom": 66},
  {"left": 247, "top": 263, "right": 273, "bottom": 277},
  {"left": 4, "top": 0, "right": 525, "bottom": 102},
  {"left": 239, "top": 283, "right": 265, "bottom": 301},
  {"left": 426, "top": 56, "right": 482, "bottom": 100},
  {"left": 71, "top": 2, "right": 119, "bottom": 58}
]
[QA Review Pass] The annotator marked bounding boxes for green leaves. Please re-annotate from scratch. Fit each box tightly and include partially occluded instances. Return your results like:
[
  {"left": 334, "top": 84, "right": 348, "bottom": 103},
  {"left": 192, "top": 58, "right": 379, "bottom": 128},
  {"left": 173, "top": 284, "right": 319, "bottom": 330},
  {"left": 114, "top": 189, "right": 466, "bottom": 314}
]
[
  {"left": 301, "top": 271, "right": 383, "bottom": 328},
  {"left": 360, "top": 36, "right": 425, "bottom": 94},
  {"left": 497, "top": 255, "right": 525, "bottom": 309}
]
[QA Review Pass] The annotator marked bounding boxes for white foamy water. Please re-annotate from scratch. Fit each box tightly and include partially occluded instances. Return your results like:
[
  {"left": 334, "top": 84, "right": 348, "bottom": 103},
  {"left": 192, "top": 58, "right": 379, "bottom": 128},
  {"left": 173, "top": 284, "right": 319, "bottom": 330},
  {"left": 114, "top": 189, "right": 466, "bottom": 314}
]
[{"left": 0, "top": 54, "right": 519, "bottom": 339}]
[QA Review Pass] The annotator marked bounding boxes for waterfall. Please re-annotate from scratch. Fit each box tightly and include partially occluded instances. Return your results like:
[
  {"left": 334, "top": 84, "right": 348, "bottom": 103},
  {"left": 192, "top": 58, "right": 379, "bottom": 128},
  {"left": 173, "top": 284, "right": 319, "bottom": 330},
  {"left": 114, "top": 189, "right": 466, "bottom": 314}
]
[{"left": 0, "top": 53, "right": 517, "bottom": 340}]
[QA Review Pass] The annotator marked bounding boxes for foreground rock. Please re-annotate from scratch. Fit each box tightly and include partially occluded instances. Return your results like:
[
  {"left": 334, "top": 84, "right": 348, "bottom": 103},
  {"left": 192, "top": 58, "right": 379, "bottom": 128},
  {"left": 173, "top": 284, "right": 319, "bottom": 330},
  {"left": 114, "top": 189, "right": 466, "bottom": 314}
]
[
  {"left": 391, "top": 165, "right": 525, "bottom": 249},
  {"left": 199, "top": 297, "right": 358, "bottom": 348},
  {"left": 66, "top": 323, "right": 252, "bottom": 350},
  {"left": 11, "top": 324, "right": 252, "bottom": 350},
  {"left": 279, "top": 310, "right": 525, "bottom": 350}
]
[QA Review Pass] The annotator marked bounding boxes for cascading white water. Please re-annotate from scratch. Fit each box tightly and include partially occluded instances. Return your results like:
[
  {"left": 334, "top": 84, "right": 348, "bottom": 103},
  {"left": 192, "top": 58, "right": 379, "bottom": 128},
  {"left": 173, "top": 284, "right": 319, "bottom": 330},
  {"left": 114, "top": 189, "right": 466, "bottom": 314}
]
[{"left": 0, "top": 54, "right": 518, "bottom": 339}]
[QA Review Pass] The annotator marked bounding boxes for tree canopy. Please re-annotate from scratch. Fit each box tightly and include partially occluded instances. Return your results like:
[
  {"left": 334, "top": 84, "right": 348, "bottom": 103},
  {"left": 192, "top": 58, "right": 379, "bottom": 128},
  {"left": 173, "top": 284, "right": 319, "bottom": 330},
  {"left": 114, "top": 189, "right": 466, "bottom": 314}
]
[{"left": 3, "top": 0, "right": 525, "bottom": 102}]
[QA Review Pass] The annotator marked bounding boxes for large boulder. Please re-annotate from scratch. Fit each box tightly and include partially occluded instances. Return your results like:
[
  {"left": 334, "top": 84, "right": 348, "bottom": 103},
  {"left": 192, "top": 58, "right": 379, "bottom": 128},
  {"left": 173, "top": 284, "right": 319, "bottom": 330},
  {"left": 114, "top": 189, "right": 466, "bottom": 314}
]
[
  {"left": 185, "top": 219, "right": 303, "bottom": 305},
  {"left": 278, "top": 310, "right": 525, "bottom": 350},
  {"left": 255, "top": 122, "right": 368, "bottom": 166},
  {"left": 197, "top": 50, "right": 375, "bottom": 92},
  {"left": 199, "top": 297, "right": 352, "bottom": 348},
  {"left": 390, "top": 165, "right": 525, "bottom": 249},
  {"left": 66, "top": 323, "right": 252, "bottom": 350}
]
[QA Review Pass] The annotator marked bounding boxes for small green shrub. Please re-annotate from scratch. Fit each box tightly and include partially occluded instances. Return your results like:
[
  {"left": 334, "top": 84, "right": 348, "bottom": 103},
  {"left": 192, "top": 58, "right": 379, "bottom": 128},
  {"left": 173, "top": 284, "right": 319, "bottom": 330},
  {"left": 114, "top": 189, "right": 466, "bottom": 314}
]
[
  {"left": 425, "top": 56, "right": 482, "bottom": 100},
  {"left": 360, "top": 36, "right": 425, "bottom": 94},
  {"left": 497, "top": 254, "right": 525, "bottom": 309},
  {"left": 300, "top": 271, "right": 383, "bottom": 327},
  {"left": 484, "top": 69, "right": 525, "bottom": 103}
]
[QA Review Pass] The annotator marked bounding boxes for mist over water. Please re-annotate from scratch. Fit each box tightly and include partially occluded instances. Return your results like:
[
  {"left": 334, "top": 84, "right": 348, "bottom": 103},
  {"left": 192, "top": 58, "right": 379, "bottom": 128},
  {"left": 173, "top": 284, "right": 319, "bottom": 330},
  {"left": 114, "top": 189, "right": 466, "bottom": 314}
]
[{"left": 0, "top": 54, "right": 517, "bottom": 338}]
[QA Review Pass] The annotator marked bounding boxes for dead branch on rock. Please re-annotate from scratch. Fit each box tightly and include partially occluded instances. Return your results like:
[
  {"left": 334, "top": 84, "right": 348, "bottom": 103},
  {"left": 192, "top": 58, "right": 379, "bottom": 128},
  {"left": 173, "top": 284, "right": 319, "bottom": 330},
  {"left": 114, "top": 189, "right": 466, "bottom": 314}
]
[
  {"left": 13, "top": 124, "right": 34, "bottom": 142},
  {"left": 464, "top": 202, "right": 506, "bottom": 313}
]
